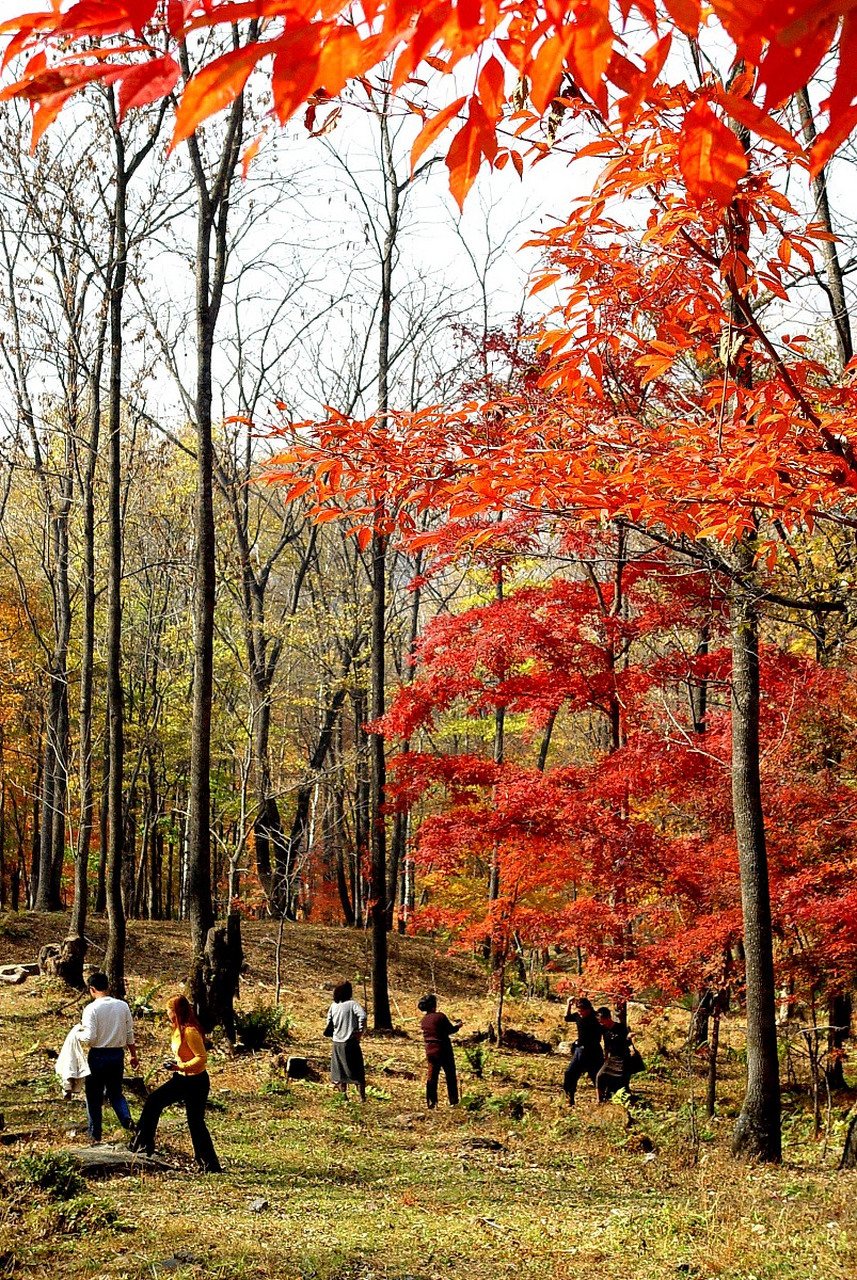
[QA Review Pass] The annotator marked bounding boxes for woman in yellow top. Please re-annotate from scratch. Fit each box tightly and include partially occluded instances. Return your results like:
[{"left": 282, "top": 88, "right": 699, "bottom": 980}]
[{"left": 130, "top": 995, "right": 221, "bottom": 1172}]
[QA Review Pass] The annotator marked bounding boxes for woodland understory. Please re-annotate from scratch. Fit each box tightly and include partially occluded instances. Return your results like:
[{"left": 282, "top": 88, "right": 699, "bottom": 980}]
[
  {"left": 0, "top": 916, "right": 855, "bottom": 1280},
  {"left": 1, "top": 0, "right": 857, "bottom": 1193}
]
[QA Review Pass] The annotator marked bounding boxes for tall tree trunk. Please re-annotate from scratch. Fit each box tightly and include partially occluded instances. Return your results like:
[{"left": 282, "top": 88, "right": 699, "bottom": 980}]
[
  {"left": 369, "top": 526, "right": 391, "bottom": 1027},
  {"left": 104, "top": 133, "right": 128, "bottom": 997},
  {"left": 46, "top": 414, "right": 75, "bottom": 910},
  {"left": 96, "top": 715, "right": 109, "bottom": 914},
  {"left": 186, "top": 218, "right": 217, "bottom": 995},
  {"left": 729, "top": 539, "right": 781, "bottom": 1162},
  {"left": 796, "top": 88, "right": 853, "bottom": 371},
  {"left": 387, "top": 551, "right": 423, "bottom": 929},
  {"left": 353, "top": 688, "right": 369, "bottom": 923},
  {"left": 29, "top": 737, "right": 41, "bottom": 909},
  {"left": 70, "top": 356, "right": 102, "bottom": 942},
  {"left": 146, "top": 748, "right": 162, "bottom": 921},
  {"left": 367, "top": 100, "right": 399, "bottom": 1030},
  {"left": 34, "top": 690, "right": 57, "bottom": 910},
  {"left": 179, "top": 44, "right": 255, "bottom": 1031},
  {"left": 48, "top": 676, "right": 69, "bottom": 907},
  {"left": 486, "top": 569, "right": 504, "bottom": 966}
]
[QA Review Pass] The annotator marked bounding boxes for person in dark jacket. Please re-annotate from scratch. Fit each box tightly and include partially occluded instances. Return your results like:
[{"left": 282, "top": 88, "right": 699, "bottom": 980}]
[
  {"left": 418, "top": 994, "right": 461, "bottom": 1108},
  {"left": 562, "top": 996, "right": 604, "bottom": 1106},
  {"left": 595, "top": 1006, "right": 633, "bottom": 1101}
]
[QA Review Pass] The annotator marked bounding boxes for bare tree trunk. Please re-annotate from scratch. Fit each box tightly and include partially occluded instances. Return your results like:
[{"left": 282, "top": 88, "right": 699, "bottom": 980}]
[
  {"left": 367, "top": 99, "right": 399, "bottom": 1031},
  {"left": 70, "top": 382, "right": 100, "bottom": 941},
  {"left": 730, "top": 541, "right": 781, "bottom": 1161},
  {"left": 36, "top": 454, "right": 73, "bottom": 912},
  {"left": 29, "top": 739, "right": 41, "bottom": 909},
  {"left": 353, "top": 688, "right": 369, "bottom": 924},
  {"left": 369, "top": 524, "right": 392, "bottom": 1028},
  {"left": 387, "top": 551, "right": 423, "bottom": 929},
  {"left": 104, "top": 131, "right": 129, "bottom": 996},
  {"left": 96, "top": 716, "right": 109, "bottom": 914},
  {"left": 706, "top": 996, "right": 722, "bottom": 1118},
  {"left": 796, "top": 88, "right": 853, "bottom": 371},
  {"left": 179, "top": 37, "right": 256, "bottom": 1031},
  {"left": 146, "top": 747, "right": 162, "bottom": 920}
]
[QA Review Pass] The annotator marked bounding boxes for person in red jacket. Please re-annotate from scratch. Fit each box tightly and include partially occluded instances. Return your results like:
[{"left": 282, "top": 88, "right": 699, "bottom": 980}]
[{"left": 418, "top": 994, "right": 461, "bottom": 1108}]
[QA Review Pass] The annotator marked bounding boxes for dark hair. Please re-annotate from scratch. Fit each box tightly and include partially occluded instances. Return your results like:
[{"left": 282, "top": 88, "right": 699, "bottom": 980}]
[
  {"left": 332, "top": 981, "right": 352, "bottom": 1004},
  {"left": 577, "top": 997, "right": 594, "bottom": 1012},
  {"left": 88, "top": 972, "right": 109, "bottom": 992},
  {"left": 596, "top": 1006, "right": 612, "bottom": 1019},
  {"left": 418, "top": 993, "right": 437, "bottom": 1013}
]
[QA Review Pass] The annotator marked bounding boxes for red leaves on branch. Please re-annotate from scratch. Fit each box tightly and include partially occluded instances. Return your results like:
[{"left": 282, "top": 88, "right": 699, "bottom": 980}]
[
  {"left": 4, "top": 0, "right": 857, "bottom": 197},
  {"left": 411, "top": 95, "right": 466, "bottom": 171},
  {"left": 678, "top": 98, "right": 749, "bottom": 208},
  {"left": 117, "top": 52, "right": 179, "bottom": 119},
  {"left": 173, "top": 43, "right": 262, "bottom": 141}
]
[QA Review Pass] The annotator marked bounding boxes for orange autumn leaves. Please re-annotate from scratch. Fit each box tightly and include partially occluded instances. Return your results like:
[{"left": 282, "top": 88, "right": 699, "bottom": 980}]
[
  {"left": 2, "top": 0, "right": 857, "bottom": 207},
  {"left": 678, "top": 98, "right": 749, "bottom": 207}
]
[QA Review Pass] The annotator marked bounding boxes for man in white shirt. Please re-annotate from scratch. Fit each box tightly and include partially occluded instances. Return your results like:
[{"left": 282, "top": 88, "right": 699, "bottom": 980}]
[{"left": 80, "top": 972, "right": 139, "bottom": 1143}]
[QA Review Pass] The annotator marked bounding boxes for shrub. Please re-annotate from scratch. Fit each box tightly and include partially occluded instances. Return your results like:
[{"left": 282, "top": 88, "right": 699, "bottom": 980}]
[
  {"left": 127, "top": 982, "right": 161, "bottom": 1019},
  {"left": 259, "top": 1078, "right": 292, "bottom": 1099},
  {"left": 486, "top": 1089, "right": 530, "bottom": 1121},
  {"left": 234, "top": 1004, "right": 292, "bottom": 1051},
  {"left": 17, "top": 1152, "right": 84, "bottom": 1201},
  {"left": 463, "top": 1045, "right": 488, "bottom": 1078},
  {"left": 460, "top": 1091, "right": 486, "bottom": 1113}
]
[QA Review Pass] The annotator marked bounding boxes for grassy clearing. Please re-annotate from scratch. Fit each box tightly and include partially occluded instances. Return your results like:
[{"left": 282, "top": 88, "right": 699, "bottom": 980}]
[{"left": 0, "top": 914, "right": 854, "bottom": 1279}]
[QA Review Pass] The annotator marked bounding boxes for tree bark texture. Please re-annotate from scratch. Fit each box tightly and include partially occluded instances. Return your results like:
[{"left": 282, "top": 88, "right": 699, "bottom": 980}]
[
  {"left": 104, "top": 134, "right": 128, "bottom": 997},
  {"left": 729, "top": 544, "right": 781, "bottom": 1162}
]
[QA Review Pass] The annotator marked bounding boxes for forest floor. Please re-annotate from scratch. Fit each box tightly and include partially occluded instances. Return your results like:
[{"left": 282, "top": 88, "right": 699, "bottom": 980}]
[{"left": 0, "top": 911, "right": 854, "bottom": 1280}]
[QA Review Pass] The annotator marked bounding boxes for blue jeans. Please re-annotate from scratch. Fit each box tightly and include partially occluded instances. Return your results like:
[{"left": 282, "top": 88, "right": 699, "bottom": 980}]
[{"left": 84, "top": 1047, "right": 133, "bottom": 1141}]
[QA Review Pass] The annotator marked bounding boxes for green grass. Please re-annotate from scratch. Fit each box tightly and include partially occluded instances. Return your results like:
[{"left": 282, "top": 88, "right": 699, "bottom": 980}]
[{"left": 0, "top": 917, "right": 853, "bottom": 1279}]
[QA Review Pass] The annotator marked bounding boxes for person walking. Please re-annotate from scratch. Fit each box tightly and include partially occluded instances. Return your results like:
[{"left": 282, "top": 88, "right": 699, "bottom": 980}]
[
  {"left": 595, "top": 1006, "right": 633, "bottom": 1102},
  {"left": 80, "top": 972, "right": 138, "bottom": 1144},
  {"left": 326, "top": 981, "right": 367, "bottom": 1101},
  {"left": 130, "top": 995, "right": 221, "bottom": 1172},
  {"left": 418, "top": 994, "right": 461, "bottom": 1108},
  {"left": 562, "top": 996, "right": 604, "bottom": 1106}
]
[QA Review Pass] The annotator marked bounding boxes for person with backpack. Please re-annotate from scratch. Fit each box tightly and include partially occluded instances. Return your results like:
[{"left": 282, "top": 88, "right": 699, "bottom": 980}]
[{"left": 595, "top": 1006, "right": 634, "bottom": 1101}]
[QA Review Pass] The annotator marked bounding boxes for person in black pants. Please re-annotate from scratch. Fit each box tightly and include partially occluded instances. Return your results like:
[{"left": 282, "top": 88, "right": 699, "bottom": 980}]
[
  {"left": 562, "top": 997, "right": 604, "bottom": 1106},
  {"left": 130, "top": 995, "right": 221, "bottom": 1173},
  {"left": 595, "top": 1007, "right": 633, "bottom": 1102},
  {"left": 419, "top": 994, "right": 461, "bottom": 1108}
]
